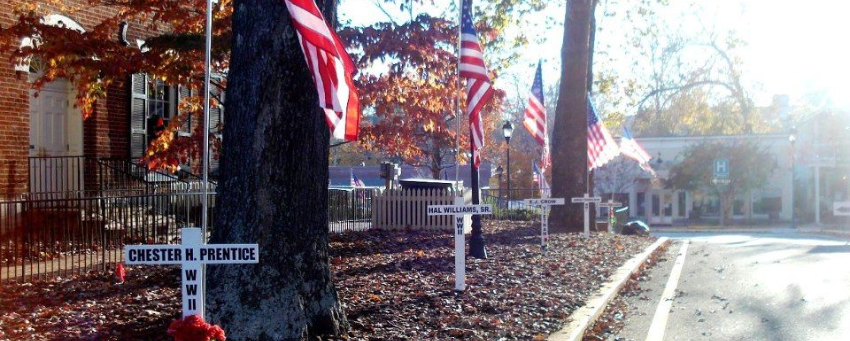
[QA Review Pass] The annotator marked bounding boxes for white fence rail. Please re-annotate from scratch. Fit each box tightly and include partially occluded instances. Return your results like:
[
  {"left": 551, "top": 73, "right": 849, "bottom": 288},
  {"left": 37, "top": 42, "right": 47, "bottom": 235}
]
[{"left": 372, "top": 188, "right": 461, "bottom": 230}]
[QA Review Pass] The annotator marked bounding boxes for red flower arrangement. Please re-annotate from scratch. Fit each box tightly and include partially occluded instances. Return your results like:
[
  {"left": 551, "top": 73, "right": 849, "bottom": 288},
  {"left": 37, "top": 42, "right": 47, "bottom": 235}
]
[{"left": 167, "top": 315, "right": 226, "bottom": 341}]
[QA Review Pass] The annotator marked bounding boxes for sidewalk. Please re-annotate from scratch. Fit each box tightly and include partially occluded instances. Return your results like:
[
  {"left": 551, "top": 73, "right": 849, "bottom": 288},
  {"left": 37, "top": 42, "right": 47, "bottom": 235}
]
[{"left": 652, "top": 224, "right": 850, "bottom": 239}]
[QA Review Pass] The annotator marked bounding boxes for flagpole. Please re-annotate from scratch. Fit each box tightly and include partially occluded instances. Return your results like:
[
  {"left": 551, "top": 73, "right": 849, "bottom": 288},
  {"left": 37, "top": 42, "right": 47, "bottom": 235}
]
[
  {"left": 202, "top": 0, "right": 212, "bottom": 242},
  {"left": 454, "top": 0, "right": 462, "bottom": 190},
  {"left": 199, "top": 0, "right": 213, "bottom": 319},
  {"left": 586, "top": 93, "right": 591, "bottom": 197}
]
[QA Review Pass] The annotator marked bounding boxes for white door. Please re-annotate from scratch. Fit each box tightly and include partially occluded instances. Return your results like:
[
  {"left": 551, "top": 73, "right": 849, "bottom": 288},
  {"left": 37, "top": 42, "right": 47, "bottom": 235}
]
[
  {"left": 28, "top": 79, "right": 83, "bottom": 193},
  {"left": 30, "top": 82, "right": 69, "bottom": 156},
  {"left": 650, "top": 191, "right": 674, "bottom": 225}
]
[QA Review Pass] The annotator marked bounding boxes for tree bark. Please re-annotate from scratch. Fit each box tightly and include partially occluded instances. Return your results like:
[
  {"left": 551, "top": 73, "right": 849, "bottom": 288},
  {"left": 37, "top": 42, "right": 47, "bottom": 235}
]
[
  {"left": 549, "top": 0, "right": 594, "bottom": 233},
  {"left": 206, "top": 0, "right": 347, "bottom": 339}
]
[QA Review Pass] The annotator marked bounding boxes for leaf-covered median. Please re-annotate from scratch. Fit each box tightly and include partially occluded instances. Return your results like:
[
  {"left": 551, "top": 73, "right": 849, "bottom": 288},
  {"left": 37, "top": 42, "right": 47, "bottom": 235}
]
[{"left": 0, "top": 221, "right": 653, "bottom": 340}]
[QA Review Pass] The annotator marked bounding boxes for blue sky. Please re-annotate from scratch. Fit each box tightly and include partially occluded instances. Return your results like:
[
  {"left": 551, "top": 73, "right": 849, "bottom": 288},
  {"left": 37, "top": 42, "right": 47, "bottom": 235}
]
[{"left": 339, "top": 0, "right": 850, "bottom": 110}]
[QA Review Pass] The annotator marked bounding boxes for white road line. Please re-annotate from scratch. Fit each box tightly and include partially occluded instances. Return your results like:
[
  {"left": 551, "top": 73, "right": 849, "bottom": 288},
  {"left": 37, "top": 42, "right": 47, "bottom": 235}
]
[{"left": 646, "top": 240, "right": 690, "bottom": 341}]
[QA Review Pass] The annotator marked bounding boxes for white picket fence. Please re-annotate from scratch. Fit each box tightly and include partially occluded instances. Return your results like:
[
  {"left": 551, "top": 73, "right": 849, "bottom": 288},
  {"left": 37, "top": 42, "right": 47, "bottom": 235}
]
[{"left": 372, "top": 188, "right": 462, "bottom": 230}]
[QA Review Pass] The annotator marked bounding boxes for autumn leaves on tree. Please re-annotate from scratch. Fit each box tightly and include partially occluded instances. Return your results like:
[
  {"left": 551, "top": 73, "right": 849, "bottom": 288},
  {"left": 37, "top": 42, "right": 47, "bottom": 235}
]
[{"left": 0, "top": 0, "right": 232, "bottom": 171}]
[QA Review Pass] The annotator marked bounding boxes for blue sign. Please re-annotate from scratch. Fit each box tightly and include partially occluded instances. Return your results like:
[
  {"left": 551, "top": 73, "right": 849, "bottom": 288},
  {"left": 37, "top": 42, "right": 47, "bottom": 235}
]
[{"left": 714, "top": 159, "right": 730, "bottom": 179}]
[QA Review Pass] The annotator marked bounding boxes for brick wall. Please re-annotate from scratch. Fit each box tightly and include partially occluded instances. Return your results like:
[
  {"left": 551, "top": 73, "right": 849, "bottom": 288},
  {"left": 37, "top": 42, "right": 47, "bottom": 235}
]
[{"left": 0, "top": 1, "right": 153, "bottom": 198}]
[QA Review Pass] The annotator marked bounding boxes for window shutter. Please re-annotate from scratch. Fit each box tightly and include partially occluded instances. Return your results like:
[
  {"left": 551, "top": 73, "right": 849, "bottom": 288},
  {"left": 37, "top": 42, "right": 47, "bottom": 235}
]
[
  {"left": 209, "top": 84, "right": 224, "bottom": 171},
  {"left": 177, "top": 85, "right": 192, "bottom": 135},
  {"left": 130, "top": 74, "right": 148, "bottom": 158}
]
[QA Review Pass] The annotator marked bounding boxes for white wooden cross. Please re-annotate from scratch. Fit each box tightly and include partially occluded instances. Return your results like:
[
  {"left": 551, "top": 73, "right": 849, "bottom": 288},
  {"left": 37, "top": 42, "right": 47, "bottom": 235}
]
[
  {"left": 523, "top": 198, "right": 565, "bottom": 255},
  {"left": 597, "top": 199, "right": 623, "bottom": 233},
  {"left": 571, "top": 193, "right": 602, "bottom": 238},
  {"left": 124, "top": 228, "right": 259, "bottom": 318},
  {"left": 427, "top": 197, "right": 492, "bottom": 291}
]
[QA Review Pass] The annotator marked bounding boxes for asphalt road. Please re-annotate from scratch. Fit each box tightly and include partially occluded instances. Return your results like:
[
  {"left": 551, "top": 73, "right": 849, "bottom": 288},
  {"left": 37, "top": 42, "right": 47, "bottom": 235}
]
[{"left": 614, "top": 230, "right": 850, "bottom": 341}]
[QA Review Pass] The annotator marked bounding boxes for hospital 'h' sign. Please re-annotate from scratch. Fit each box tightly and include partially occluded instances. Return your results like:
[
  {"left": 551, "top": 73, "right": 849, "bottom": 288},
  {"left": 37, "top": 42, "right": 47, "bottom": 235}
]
[
  {"left": 124, "top": 228, "right": 259, "bottom": 318},
  {"left": 714, "top": 159, "right": 730, "bottom": 179}
]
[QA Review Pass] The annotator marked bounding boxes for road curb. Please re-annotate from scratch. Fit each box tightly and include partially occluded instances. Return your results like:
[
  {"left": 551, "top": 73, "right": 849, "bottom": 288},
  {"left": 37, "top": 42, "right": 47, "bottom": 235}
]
[{"left": 548, "top": 237, "right": 670, "bottom": 341}]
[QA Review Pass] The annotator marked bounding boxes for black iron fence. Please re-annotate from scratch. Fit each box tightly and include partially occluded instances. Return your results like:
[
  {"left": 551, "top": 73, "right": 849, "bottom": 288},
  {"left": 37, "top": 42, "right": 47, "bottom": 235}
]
[
  {"left": 328, "top": 188, "right": 380, "bottom": 233},
  {"left": 6, "top": 158, "right": 378, "bottom": 283},
  {"left": 1, "top": 187, "right": 377, "bottom": 283},
  {"left": 27, "top": 156, "right": 216, "bottom": 198},
  {"left": 481, "top": 188, "right": 551, "bottom": 221},
  {"left": 0, "top": 192, "right": 212, "bottom": 283}
]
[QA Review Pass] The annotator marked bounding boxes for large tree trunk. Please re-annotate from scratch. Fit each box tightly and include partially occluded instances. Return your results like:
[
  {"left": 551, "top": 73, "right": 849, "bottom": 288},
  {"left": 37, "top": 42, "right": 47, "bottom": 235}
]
[
  {"left": 206, "top": 0, "right": 347, "bottom": 339},
  {"left": 549, "top": 0, "right": 594, "bottom": 233}
]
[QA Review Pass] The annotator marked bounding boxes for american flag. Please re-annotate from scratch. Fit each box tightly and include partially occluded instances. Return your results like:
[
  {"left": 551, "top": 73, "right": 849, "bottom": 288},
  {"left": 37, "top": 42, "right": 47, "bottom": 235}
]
[
  {"left": 532, "top": 161, "right": 550, "bottom": 198},
  {"left": 459, "top": 0, "right": 494, "bottom": 168},
  {"left": 587, "top": 95, "right": 620, "bottom": 170},
  {"left": 350, "top": 169, "right": 365, "bottom": 187},
  {"left": 620, "top": 127, "right": 656, "bottom": 176},
  {"left": 522, "top": 61, "right": 551, "bottom": 170},
  {"left": 284, "top": 0, "right": 361, "bottom": 141}
]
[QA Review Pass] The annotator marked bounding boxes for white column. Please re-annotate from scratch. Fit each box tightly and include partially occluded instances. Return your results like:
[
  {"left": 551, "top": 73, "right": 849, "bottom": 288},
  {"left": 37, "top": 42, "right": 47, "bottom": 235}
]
[
  {"left": 815, "top": 165, "right": 821, "bottom": 225},
  {"left": 181, "top": 228, "right": 204, "bottom": 318},
  {"left": 453, "top": 196, "right": 465, "bottom": 291}
]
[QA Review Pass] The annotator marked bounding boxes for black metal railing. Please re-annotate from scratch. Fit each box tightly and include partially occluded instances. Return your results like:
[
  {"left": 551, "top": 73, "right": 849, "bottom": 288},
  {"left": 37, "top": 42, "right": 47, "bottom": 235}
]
[
  {"left": 1, "top": 187, "right": 379, "bottom": 283},
  {"left": 481, "top": 188, "right": 551, "bottom": 221},
  {"left": 0, "top": 192, "right": 213, "bottom": 284},
  {"left": 328, "top": 188, "right": 380, "bottom": 233},
  {"left": 28, "top": 156, "right": 88, "bottom": 196}
]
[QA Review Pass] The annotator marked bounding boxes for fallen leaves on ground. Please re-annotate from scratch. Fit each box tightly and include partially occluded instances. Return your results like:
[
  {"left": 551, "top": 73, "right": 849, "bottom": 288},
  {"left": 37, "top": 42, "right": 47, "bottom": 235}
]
[
  {"left": 0, "top": 267, "right": 180, "bottom": 341},
  {"left": 0, "top": 221, "right": 653, "bottom": 341},
  {"left": 331, "top": 221, "right": 654, "bottom": 340}
]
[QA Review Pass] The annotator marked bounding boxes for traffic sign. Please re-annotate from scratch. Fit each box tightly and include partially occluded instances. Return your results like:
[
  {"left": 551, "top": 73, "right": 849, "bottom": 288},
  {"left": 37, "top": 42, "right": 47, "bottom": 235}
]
[
  {"left": 711, "top": 178, "right": 731, "bottom": 185},
  {"left": 714, "top": 159, "right": 730, "bottom": 179},
  {"left": 834, "top": 202, "right": 850, "bottom": 216}
]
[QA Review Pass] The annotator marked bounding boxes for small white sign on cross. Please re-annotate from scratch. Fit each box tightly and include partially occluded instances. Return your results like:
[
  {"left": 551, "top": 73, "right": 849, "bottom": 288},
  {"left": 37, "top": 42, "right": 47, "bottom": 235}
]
[
  {"left": 571, "top": 193, "right": 602, "bottom": 238},
  {"left": 427, "top": 198, "right": 492, "bottom": 291},
  {"left": 524, "top": 198, "right": 565, "bottom": 255},
  {"left": 597, "top": 199, "right": 623, "bottom": 233},
  {"left": 124, "top": 228, "right": 259, "bottom": 318}
]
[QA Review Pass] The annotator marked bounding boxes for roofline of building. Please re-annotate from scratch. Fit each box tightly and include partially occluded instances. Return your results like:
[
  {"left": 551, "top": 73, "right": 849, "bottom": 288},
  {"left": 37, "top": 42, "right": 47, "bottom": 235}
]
[{"left": 632, "top": 133, "right": 788, "bottom": 142}]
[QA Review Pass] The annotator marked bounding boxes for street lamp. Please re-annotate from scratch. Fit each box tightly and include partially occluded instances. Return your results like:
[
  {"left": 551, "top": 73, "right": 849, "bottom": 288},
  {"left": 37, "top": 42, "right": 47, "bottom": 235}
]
[
  {"left": 495, "top": 165, "right": 504, "bottom": 208},
  {"left": 502, "top": 121, "right": 514, "bottom": 212},
  {"left": 789, "top": 127, "right": 797, "bottom": 229}
]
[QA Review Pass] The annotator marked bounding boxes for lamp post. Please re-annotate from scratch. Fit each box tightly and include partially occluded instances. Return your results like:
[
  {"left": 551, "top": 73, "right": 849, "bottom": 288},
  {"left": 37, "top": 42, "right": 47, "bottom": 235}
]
[
  {"left": 503, "top": 121, "right": 514, "bottom": 209},
  {"left": 789, "top": 127, "right": 797, "bottom": 229},
  {"left": 495, "top": 166, "right": 504, "bottom": 208},
  {"left": 468, "top": 148, "right": 487, "bottom": 259}
]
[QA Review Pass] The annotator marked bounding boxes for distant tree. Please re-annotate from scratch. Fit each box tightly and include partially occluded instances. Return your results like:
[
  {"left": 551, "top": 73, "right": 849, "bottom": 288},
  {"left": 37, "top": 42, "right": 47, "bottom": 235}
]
[
  {"left": 591, "top": 0, "right": 780, "bottom": 137},
  {"left": 343, "top": 0, "right": 550, "bottom": 179},
  {"left": 342, "top": 14, "right": 504, "bottom": 179},
  {"left": 593, "top": 157, "right": 649, "bottom": 199},
  {"left": 666, "top": 141, "right": 776, "bottom": 226}
]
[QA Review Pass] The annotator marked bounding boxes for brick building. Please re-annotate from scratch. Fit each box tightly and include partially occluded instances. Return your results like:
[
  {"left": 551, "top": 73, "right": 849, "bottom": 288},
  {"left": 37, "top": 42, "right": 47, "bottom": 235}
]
[{"left": 0, "top": 2, "right": 212, "bottom": 199}]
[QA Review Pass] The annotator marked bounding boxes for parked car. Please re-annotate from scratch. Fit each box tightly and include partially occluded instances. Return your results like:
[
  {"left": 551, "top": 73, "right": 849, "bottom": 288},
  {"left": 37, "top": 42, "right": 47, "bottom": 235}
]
[{"left": 620, "top": 220, "right": 650, "bottom": 236}]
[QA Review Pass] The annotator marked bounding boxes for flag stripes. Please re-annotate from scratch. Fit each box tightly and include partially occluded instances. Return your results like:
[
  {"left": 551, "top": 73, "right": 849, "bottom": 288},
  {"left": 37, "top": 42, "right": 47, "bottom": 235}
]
[
  {"left": 620, "top": 127, "right": 656, "bottom": 176},
  {"left": 285, "top": 0, "right": 360, "bottom": 141},
  {"left": 587, "top": 96, "right": 620, "bottom": 170},
  {"left": 522, "top": 62, "right": 550, "bottom": 170},
  {"left": 460, "top": 0, "right": 494, "bottom": 168}
]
